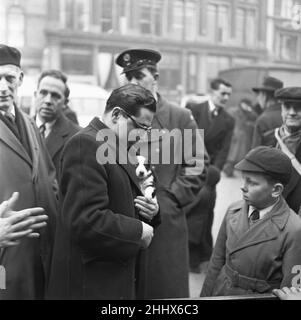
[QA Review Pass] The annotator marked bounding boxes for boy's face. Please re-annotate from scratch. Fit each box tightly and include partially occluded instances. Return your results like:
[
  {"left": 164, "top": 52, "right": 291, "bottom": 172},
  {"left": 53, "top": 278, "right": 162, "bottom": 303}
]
[{"left": 240, "top": 171, "right": 277, "bottom": 209}]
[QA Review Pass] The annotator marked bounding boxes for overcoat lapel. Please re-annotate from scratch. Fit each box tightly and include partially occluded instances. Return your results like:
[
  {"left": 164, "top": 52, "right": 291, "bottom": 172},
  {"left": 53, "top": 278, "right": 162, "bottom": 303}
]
[
  {"left": 46, "top": 116, "right": 68, "bottom": 158},
  {"left": 90, "top": 117, "right": 142, "bottom": 192},
  {"left": 0, "top": 116, "right": 32, "bottom": 166},
  {"left": 228, "top": 198, "right": 289, "bottom": 254}
]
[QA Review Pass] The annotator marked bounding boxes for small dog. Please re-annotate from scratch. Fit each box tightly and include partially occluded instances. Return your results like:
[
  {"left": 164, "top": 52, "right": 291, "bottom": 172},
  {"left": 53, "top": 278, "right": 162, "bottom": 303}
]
[{"left": 135, "top": 155, "right": 157, "bottom": 203}]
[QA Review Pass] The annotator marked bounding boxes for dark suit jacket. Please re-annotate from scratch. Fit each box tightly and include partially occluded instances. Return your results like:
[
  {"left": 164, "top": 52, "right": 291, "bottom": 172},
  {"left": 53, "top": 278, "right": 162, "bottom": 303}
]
[
  {"left": 187, "top": 101, "right": 235, "bottom": 170},
  {"left": 45, "top": 114, "right": 81, "bottom": 175},
  {"left": 252, "top": 103, "right": 282, "bottom": 148},
  {"left": 47, "top": 118, "right": 158, "bottom": 300}
]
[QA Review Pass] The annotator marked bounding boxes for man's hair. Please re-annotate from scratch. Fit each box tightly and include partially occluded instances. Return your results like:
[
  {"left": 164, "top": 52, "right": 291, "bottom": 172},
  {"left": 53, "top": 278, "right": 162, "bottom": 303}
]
[
  {"left": 125, "top": 66, "right": 157, "bottom": 82},
  {"left": 104, "top": 85, "right": 156, "bottom": 117},
  {"left": 37, "top": 69, "right": 70, "bottom": 101},
  {"left": 210, "top": 78, "right": 232, "bottom": 90}
]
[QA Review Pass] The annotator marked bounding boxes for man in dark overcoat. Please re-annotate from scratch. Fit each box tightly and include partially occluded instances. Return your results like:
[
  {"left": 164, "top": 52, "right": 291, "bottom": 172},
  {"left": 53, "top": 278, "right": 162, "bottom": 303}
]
[
  {"left": 34, "top": 70, "right": 81, "bottom": 176},
  {"left": 47, "top": 84, "right": 160, "bottom": 300},
  {"left": 252, "top": 76, "right": 283, "bottom": 148},
  {"left": 186, "top": 78, "right": 235, "bottom": 271},
  {"left": 116, "top": 49, "right": 208, "bottom": 299},
  {"left": 0, "top": 44, "right": 57, "bottom": 299}
]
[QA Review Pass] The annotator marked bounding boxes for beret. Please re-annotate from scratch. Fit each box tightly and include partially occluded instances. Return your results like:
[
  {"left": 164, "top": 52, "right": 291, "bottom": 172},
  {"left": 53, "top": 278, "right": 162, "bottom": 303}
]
[
  {"left": 275, "top": 87, "right": 301, "bottom": 102},
  {"left": 107, "top": 83, "right": 156, "bottom": 112},
  {"left": 0, "top": 44, "right": 21, "bottom": 67},
  {"left": 252, "top": 76, "right": 283, "bottom": 93},
  {"left": 116, "top": 49, "right": 161, "bottom": 74},
  {"left": 235, "top": 146, "right": 292, "bottom": 185}
]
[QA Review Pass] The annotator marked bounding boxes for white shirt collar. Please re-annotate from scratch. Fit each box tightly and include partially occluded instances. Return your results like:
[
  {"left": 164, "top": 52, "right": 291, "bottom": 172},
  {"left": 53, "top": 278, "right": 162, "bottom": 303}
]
[
  {"left": 208, "top": 98, "right": 216, "bottom": 113},
  {"left": 36, "top": 115, "right": 56, "bottom": 138},
  {"left": 0, "top": 105, "right": 16, "bottom": 117},
  {"left": 248, "top": 199, "right": 279, "bottom": 220}
]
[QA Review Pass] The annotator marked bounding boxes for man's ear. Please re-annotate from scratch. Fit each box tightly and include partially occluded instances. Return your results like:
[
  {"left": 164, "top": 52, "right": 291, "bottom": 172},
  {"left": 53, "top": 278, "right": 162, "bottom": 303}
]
[
  {"left": 272, "top": 183, "right": 284, "bottom": 198},
  {"left": 18, "top": 71, "right": 24, "bottom": 86},
  {"left": 111, "top": 107, "right": 121, "bottom": 123}
]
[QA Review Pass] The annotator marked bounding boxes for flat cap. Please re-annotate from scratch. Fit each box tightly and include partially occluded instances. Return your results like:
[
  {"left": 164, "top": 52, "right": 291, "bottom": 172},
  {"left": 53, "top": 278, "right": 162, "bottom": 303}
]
[
  {"left": 252, "top": 76, "right": 283, "bottom": 93},
  {"left": 116, "top": 49, "right": 161, "bottom": 74},
  {"left": 275, "top": 87, "right": 301, "bottom": 102},
  {"left": 0, "top": 44, "right": 21, "bottom": 67},
  {"left": 107, "top": 83, "right": 156, "bottom": 112},
  {"left": 235, "top": 146, "right": 292, "bottom": 185}
]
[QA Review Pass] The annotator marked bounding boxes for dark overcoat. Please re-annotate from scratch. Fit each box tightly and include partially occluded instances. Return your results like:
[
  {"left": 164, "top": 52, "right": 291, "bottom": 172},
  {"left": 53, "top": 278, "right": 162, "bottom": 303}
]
[
  {"left": 47, "top": 118, "right": 159, "bottom": 300},
  {"left": 252, "top": 103, "right": 282, "bottom": 148},
  {"left": 45, "top": 113, "right": 80, "bottom": 175},
  {"left": 201, "top": 198, "right": 301, "bottom": 297},
  {"left": 0, "top": 109, "right": 57, "bottom": 300},
  {"left": 138, "top": 94, "right": 208, "bottom": 299},
  {"left": 186, "top": 101, "right": 235, "bottom": 170}
]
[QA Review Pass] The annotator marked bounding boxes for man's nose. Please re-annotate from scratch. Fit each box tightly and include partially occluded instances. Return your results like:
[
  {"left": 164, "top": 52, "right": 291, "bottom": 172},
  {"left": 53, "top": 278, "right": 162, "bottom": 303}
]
[
  {"left": 44, "top": 93, "right": 52, "bottom": 103},
  {"left": 241, "top": 185, "right": 247, "bottom": 193},
  {"left": 0, "top": 78, "right": 9, "bottom": 92},
  {"left": 287, "top": 107, "right": 297, "bottom": 115}
]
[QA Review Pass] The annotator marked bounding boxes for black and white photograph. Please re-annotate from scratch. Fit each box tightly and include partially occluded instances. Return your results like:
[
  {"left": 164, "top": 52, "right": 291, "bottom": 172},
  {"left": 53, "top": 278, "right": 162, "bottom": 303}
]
[{"left": 1, "top": 0, "right": 301, "bottom": 305}]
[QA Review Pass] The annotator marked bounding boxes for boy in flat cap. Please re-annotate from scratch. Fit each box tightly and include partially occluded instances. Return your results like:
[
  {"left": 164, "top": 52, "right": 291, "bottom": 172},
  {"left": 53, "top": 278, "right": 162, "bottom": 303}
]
[
  {"left": 116, "top": 49, "right": 208, "bottom": 299},
  {"left": 252, "top": 76, "right": 283, "bottom": 148},
  {"left": 274, "top": 87, "right": 301, "bottom": 215},
  {"left": 201, "top": 146, "right": 301, "bottom": 297},
  {"left": 0, "top": 44, "right": 57, "bottom": 299}
]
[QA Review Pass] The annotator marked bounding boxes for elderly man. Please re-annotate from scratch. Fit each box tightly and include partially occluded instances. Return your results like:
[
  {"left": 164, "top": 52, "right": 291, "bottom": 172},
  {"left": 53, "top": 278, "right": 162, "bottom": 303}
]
[
  {"left": 252, "top": 76, "right": 283, "bottom": 148},
  {"left": 273, "top": 87, "right": 301, "bottom": 215},
  {"left": 47, "top": 84, "right": 160, "bottom": 300},
  {"left": 0, "top": 44, "right": 57, "bottom": 299},
  {"left": 116, "top": 49, "right": 208, "bottom": 299},
  {"left": 34, "top": 70, "right": 80, "bottom": 175}
]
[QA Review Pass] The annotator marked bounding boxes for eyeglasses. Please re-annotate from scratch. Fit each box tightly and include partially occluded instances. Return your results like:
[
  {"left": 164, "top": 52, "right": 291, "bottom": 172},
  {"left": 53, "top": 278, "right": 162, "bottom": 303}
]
[{"left": 117, "top": 107, "right": 152, "bottom": 132}]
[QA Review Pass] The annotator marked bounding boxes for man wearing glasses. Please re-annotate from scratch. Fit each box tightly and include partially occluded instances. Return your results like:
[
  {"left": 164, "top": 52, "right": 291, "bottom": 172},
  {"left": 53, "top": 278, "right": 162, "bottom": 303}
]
[
  {"left": 47, "top": 84, "right": 160, "bottom": 300},
  {"left": 116, "top": 49, "right": 208, "bottom": 299}
]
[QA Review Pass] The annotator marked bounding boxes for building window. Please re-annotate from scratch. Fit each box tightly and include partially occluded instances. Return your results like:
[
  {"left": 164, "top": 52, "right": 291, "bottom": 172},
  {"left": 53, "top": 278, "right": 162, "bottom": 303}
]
[
  {"left": 207, "top": 3, "right": 230, "bottom": 43},
  {"left": 185, "top": 0, "right": 197, "bottom": 41},
  {"left": 187, "top": 54, "right": 197, "bottom": 93},
  {"left": 206, "top": 55, "right": 230, "bottom": 87},
  {"left": 7, "top": 5, "right": 25, "bottom": 47},
  {"left": 170, "top": 0, "right": 184, "bottom": 39},
  {"left": 154, "top": 0, "right": 164, "bottom": 36},
  {"left": 277, "top": 33, "right": 298, "bottom": 61},
  {"left": 65, "top": 0, "right": 90, "bottom": 31},
  {"left": 236, "top": 7, "right": 257, "bottom": 46},
  {"left": 61, "top": 46, "right": 93, "bottom": 75},
  {"left": 159, "top": 52, "right": 181, "bottom": 90},
  {"left": 139, "top": 0, "right": 152, "bottom": 34}
]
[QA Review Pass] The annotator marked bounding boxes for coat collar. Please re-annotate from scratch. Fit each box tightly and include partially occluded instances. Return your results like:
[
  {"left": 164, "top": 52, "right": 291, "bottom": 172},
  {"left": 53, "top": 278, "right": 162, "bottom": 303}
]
[
  {"left": 45, "top": 114, "right": 72, "bottom": 158},
  {"left": 228, "top": 198, "right": 290, "bottom": 254},
  {"left": 89, "top": 117, "right": 142, "bottom": 192},
  {"left": 0, "top": 109, "right": 33, "bottom": 167}
]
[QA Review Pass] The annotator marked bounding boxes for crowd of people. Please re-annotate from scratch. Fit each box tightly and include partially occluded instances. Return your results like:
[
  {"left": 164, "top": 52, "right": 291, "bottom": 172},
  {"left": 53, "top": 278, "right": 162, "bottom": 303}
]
[{"left": 0, "top": 42, "right": 301, "bottom": 300}]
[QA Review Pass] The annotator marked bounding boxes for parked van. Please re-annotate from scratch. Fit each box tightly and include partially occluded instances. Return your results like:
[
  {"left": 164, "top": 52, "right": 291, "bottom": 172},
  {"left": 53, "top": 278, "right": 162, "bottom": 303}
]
[
  {"left": 218, "top": 65, "right": 301, "bottom": 107},
  {"left": 18, "top": 76, "right": 110, "bottom": 127}
]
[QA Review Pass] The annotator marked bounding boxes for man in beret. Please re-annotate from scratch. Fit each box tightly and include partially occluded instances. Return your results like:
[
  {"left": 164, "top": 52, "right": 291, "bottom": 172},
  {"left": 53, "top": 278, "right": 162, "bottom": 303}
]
[
  {"left": 47, "top": 84, "right": 160, "bottom": 300},
  {"left": 252, "top": 76, "right": 283, "bottom": 148},
  {"left": 201, "top": 146, "right": 301, "bottom": 297},
  {"left": 116, "top": 49, "right": 208, "bottom": 299},
  {"left": 273, "top": 87, "right": 301, "bottom": 215},
  {"left": 0, "top": 44, "right": 58, "bottom": 299}
]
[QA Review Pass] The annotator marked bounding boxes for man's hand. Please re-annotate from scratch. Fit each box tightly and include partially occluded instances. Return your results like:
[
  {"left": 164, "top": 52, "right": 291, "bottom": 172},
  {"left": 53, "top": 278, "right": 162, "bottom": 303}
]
[
  {"left": 273, "top": 287, "right": 301, "bottom": 300},
  {"left": 0, "top": 192, "right": 48, "bottom": 248},
  {"left": 140, "top": 222, "right": 154, "bottom": 249},
  {"left": 134, "top": 196, "right": 159, "bottom": 222}
]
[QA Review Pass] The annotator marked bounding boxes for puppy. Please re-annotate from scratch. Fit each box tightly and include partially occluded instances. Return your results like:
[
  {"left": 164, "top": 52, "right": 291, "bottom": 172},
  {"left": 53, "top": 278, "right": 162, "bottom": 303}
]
[{"left": 135, "top": 155, "right": 157, "bottom": 203}]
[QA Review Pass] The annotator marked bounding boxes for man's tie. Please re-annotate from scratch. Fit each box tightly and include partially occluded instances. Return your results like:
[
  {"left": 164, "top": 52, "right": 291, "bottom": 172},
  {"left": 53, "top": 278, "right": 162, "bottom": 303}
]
[
  {"left": 39, "top": 123, "right": 46, "bottom": 138},
  {"left": 250, "top": 209, "right": 260, "bottom": 223}
]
